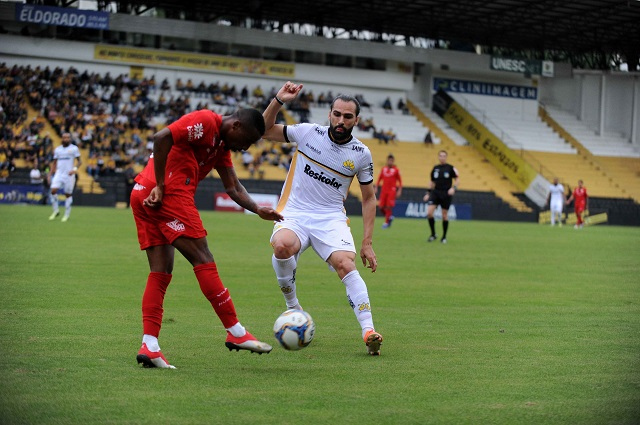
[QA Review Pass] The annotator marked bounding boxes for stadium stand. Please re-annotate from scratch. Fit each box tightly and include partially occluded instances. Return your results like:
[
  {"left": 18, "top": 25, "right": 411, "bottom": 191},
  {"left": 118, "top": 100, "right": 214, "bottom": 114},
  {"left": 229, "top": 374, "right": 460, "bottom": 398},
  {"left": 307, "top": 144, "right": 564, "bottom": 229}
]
[
  {"left": 452, "top": 93, "right": 577, "bottom": 154},
  {"left": 543, "top": 105, "right": 640, "bottom": 158}
]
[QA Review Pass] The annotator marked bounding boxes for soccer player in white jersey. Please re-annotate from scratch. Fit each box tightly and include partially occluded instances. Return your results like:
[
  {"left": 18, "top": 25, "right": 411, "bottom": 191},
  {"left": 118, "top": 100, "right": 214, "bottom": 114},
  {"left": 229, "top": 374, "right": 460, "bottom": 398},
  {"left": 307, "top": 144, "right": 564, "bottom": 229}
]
[
  {"left": 263, "top": 82, "right": 383, "bottom": 356},
  {"left": 545, "top": 177, "right": 565, "bottom": 226},
  {"left": 49, "top": 132, "right": 81, "bottom": 222}
]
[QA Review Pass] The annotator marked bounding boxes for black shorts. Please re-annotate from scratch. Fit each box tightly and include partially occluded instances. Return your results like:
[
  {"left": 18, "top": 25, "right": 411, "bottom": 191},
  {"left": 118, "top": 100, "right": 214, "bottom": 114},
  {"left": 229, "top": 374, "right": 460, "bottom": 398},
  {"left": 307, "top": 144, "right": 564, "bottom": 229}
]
[{"left": 427, "top": 189, "right": 453, "bottom": 210}]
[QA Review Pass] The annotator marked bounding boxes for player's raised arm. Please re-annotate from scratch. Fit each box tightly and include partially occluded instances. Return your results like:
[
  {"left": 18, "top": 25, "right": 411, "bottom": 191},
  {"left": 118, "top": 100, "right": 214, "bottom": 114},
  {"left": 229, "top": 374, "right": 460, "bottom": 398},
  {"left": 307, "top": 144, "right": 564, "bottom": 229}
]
[{"left": 263, "top": 81, "right": 303, "bottom": 142}]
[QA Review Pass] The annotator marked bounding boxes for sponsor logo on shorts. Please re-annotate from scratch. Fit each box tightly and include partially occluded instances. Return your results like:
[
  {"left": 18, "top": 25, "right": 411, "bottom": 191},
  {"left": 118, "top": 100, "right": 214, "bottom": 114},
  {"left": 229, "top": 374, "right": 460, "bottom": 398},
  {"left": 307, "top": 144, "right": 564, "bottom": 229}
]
[
  {"left": 342, "top": 159, "right": 355, "bottom": 171},
  {"left": 303, "top": 164, "right": 342, "bottom": 189},
  {"left": 340, "top": 239, "right": 352, "bottom": 246},
  {"left": 166, "top": 219, "right": 185, "bottom": 232}
]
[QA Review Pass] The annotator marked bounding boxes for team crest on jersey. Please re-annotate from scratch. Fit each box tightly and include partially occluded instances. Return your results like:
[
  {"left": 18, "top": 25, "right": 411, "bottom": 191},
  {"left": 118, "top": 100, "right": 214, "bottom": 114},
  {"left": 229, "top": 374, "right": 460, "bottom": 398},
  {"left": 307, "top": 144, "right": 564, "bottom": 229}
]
[
  {"left": 187, "top": 123, "right": 204, "bottom": 141},
  {"left": 444, "top": 172, "right": 450, "bottom": 178},
  {"left": 342, "top": 159, "right": 355, "bottom": 171}
]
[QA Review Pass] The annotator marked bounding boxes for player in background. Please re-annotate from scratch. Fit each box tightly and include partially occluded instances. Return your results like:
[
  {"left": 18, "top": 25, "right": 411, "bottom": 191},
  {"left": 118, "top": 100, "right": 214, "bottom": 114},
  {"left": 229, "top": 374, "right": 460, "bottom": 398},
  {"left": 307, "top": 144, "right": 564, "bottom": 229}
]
[
  {"left": 546, "top": 177, "right": 565, "bottom": 227},
  {"left": 375, "top": 154, "right": 403, "bottom": 229},
  {"left": 423, "top": 150, "right": 459, "bottom": 244},
  {"left": 262, "top": 82, "right": 384, "bottom": 356},
  {"left": 49, "top": 132, "right": 81, "bottom": 222},
  {"left": 131, "top": 107, "right": 283, "bottom": 369},
  {"left": 566, "top": 179, "right": 589, "bottom": 229}
]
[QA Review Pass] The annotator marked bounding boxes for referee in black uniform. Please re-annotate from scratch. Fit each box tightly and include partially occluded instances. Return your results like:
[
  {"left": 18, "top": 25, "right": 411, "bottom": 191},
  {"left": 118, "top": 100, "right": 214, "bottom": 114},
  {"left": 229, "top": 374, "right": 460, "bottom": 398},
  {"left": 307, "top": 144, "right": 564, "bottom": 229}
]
[{"left": 423, "top": 150, "right": 459, "bottom": 243}]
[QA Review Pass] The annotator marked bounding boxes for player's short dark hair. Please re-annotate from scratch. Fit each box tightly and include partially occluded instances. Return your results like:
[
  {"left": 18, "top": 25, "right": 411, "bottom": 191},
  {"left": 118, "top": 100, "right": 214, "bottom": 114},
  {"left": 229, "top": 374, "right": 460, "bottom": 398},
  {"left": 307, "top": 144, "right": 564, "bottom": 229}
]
[
  {"left": 439, "top": 149, "right": 448, "bottom": 155},
  {"left": 236, "top": 108, "right": 266, "bottom": 136},
  {"left": 387, "top": 154, "right": 395, "bottom": 159},
  {"left": 330, "top": 94, "right": 361, "bottom": 117}
]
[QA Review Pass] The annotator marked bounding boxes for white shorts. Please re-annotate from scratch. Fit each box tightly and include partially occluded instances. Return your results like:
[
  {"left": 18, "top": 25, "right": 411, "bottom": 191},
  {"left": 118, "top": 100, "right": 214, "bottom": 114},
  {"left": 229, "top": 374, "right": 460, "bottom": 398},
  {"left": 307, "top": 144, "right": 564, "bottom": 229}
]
[
  {"left": 51, "top": 172, "right": 76, "bottom": 194},
  {"left": 270, "top": 213, "right": 356, "bottom": 262},
  {"left": 550, "top": 200, "right": 563, "bottom": 213}
]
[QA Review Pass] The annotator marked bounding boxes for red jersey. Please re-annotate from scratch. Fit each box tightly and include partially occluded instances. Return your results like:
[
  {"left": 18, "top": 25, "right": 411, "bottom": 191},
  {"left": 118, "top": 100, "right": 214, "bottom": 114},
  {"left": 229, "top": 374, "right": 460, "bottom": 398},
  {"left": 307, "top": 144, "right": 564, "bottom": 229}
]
[
  {"left": 376, "top": 166, "right": 402, "bottom": 192},
  {"left": 136, "top": 110, "right": 233, "bottom": 194},
  {"left": 573, "top": 186, "right": 588, "bottom": 205}
]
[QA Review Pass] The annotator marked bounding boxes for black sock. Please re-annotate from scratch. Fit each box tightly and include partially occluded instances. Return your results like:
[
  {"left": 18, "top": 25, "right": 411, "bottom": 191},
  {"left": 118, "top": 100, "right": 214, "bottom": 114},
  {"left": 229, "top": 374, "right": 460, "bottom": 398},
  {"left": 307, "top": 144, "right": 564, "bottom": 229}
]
[
  {"left": 442, "top": 220, "right": 449, "bottom": 238},
  {"left": 428, "top": 217, "right": 435, "bottom": 236}
]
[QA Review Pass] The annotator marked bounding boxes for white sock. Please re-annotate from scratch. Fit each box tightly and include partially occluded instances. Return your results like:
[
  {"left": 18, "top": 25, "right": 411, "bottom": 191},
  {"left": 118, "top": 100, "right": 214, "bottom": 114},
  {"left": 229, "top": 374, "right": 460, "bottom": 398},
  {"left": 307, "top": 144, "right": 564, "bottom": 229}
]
[
  {"left": 142, "top": 334, "right": 160, "bottom": 352},
  {"left": 64, "top": 196, "right": 73, "bottom": 216},
  {"left": 226, "top": 322, "right": 246, "bottom": 338},
  {"left": 550, "top": 212, "right": 556, "bottom": 225},
  {"left": 51, "top": 194, "right": 59, "bottom": 213},
  {"left": 272, "top": 255, "right": 300, "bottom": 308},
  {"left": 342, "top": 270, "right": 374, "bottom": 338}
]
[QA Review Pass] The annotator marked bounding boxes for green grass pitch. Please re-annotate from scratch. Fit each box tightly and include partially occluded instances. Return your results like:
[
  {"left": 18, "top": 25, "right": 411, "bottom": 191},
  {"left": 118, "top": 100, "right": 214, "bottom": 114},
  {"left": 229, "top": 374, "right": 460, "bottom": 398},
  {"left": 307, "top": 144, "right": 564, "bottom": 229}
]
[{"left": 0, "top": 204, "right": 638, "bottom": 424}]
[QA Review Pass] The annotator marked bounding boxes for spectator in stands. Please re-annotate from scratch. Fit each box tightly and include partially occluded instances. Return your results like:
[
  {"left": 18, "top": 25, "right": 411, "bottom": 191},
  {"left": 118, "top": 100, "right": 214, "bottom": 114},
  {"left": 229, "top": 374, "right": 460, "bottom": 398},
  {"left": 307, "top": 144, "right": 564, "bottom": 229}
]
[
  {"left": 546, "top": 177, "right": 565, "bottom": 227},
  {"left": 355, "top": 94, "right": 371, "bottom": 110},
  {"left": 29, "top": 165, "right": 43, "bottom": 185},
  {"left": 397, "top": 98, "right": 410, "bottom": 115},
  {"left": 566, "top": 179, "right": 589, "bottom": 229},
  {"left": 86, "top": 152, "right": 100, "bottom": 179},
  {"left": 382, "top": 97, "right": 393, "bottom": 114},
  {"left": 423, "top": 150, "right": 459, "bottom": 244},
  {"left": 424, "top": 130, "right": 433, "bottom": 145},
  {"left": 385, "top": 128, "right": 397, "bottom": 144},
  {"left": 130, "top": 106, "right": 281, "bottom": 368}
]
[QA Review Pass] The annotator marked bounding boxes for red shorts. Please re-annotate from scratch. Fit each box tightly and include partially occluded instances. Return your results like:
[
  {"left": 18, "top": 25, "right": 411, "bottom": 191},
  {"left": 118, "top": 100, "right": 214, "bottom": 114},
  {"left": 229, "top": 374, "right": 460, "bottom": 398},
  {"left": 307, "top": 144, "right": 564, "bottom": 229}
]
[
  {"left": 378, "top": 189, "right": 397, "bottom": 208},
  {"left": 575, "top": 202, "right": 586, "bottom": 213},
  {"left": 131, "top": 182, "right": 207, "bottom": 250}
]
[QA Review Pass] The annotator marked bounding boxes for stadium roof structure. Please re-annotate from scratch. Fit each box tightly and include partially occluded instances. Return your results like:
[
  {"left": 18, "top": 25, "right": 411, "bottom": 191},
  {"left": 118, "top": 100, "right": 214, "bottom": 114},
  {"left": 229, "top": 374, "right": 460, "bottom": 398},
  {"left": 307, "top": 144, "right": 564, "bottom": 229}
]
[{"left": 112, "top": 0, "right": 640, "bottom": 69}]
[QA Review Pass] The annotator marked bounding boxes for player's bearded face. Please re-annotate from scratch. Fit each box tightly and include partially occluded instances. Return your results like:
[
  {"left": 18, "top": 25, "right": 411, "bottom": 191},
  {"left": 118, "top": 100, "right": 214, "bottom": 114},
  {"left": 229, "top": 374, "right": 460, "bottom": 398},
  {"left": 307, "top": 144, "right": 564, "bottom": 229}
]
[{"left": 329, "top": 101, "right": 358, "bottom": 142}]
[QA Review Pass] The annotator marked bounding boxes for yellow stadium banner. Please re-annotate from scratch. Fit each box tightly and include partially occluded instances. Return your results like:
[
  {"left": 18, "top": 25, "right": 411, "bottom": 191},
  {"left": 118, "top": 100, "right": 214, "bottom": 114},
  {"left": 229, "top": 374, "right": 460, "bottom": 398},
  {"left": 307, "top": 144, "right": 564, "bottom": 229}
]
[
  {"left": 94, "top": 45, "right": 295, "bottom": 77},
  {"left": 432, "top": 90, "right": 550, "bottom": 207}
]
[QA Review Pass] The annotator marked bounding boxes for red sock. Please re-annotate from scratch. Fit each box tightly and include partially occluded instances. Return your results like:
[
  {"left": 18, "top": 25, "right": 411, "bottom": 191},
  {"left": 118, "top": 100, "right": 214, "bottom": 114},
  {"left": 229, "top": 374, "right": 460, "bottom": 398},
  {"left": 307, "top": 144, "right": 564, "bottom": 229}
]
[
  {"left": 193, "top": 263, "right": 239, "bottom": 328},
  {"left": 142, "top": 272, "right": 172, "bottom": 337},
  {"left": 384, "top": 208, "right": 392, "bottom": 222}
]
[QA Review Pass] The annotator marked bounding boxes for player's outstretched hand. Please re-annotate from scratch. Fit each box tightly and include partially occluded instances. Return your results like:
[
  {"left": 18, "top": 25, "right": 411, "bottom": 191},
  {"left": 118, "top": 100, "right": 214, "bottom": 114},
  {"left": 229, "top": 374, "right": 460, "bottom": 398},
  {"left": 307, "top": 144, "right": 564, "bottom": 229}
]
[
  {"left": 360, "top": 243, "right": 377, "bottom": 273},
  {"left": 277, "top": 81, "right": 304, "bottom": 103},
  {"left": 257, "top": 206, "right": 284, "bottom": 222}
]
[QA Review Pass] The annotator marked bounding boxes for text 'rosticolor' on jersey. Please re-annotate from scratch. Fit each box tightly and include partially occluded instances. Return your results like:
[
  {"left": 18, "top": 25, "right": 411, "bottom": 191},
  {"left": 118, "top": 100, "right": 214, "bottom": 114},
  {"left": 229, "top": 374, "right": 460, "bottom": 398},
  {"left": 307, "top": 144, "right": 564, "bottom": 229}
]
[{"left": 277, "top": 123, "right": 374, "bottom": 215}]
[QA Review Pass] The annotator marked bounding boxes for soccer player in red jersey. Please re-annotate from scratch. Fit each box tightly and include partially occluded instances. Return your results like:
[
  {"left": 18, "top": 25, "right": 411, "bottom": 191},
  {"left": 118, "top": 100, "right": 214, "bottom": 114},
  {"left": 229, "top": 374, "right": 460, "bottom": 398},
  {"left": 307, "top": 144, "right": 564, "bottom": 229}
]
[
  {"left": 566, "top": 179, "right": 589, "bottom": 229},
  {"left": 374, "top": 154, "right": 403, "bottom": 228},
  {"left": 131, "top": 107, "right": 283, "bottom": 368}
]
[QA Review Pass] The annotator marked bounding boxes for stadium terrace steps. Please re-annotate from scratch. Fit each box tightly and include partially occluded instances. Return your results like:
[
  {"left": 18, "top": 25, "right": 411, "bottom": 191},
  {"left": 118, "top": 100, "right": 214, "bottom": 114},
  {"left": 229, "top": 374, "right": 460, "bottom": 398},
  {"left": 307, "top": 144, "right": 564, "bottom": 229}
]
[
  {"left": 543, "top": 106, "right": 640, "bottom": 158},
  {"left": 407, "top": 100, "right": 531, "bottom": 212},
  {"left": 524, "top": 151, "right": 630, "bottom": 199}
]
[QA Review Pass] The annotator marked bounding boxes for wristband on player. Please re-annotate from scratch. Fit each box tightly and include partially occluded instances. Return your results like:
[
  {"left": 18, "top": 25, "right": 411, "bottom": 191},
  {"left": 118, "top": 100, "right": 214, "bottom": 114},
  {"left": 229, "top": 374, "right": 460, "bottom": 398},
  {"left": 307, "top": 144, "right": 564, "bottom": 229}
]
[
  {"left": 274, "top": 96, "right": 284, "bottom": 105},
  {"left": 453, "top": 185, "right": 458, "bottom": 190},
  {"left": 73, "top": 167, "right": 78, "bottom": 172}
]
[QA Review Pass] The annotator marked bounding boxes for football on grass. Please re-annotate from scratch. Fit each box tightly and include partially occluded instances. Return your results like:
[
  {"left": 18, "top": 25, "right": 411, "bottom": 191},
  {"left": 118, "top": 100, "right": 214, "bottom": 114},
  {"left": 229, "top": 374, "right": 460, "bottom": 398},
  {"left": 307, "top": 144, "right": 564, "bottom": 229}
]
[{"left": 273, "top": 309, "right": 315, "bottom": 350}]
